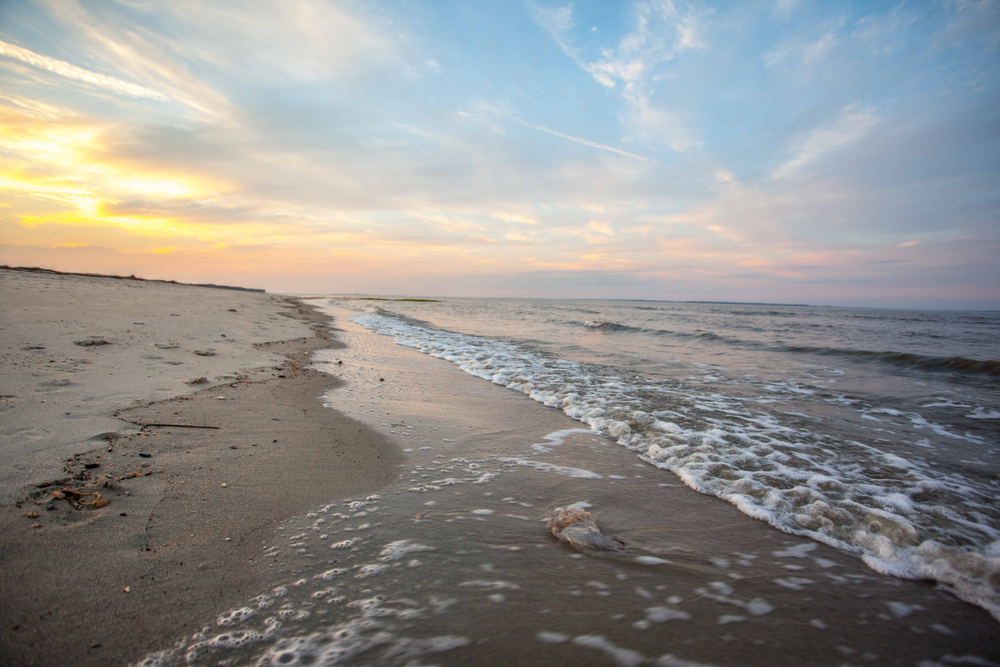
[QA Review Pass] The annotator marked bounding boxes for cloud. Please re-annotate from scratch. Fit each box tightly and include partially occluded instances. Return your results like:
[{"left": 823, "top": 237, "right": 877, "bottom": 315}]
[
  {"left": 0, "top": 1, "right": 997, "bottom": 307},
  {"left": 0, "top": 39, "right": 168, "bottom": 100},
  {"left": 514, "top": 119, "right": 651, "bottom": 160},
  {"left": 773, "top": 0, "right": 803, "bottom": 17},
  {"left": 456, "top": 99, "right": 649, "bottom": 159},
  {"left": 528, "top": 0, "right": 706, "bottom": 150},
  {"left": 526, "top": 2, "right": 577, "bottom": 58},
  {"left": 771, "top": 103, "right": 878, "bottom": 179},
  {"left": 763, "top": 30, "right": 839, "bottom": 70}
]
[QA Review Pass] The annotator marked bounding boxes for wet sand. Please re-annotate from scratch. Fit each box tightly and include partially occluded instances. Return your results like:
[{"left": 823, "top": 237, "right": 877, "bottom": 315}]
[
  {"left": 0, "top": 270, "right": 401, "bottom": 666},
  {"left": 135, "top": 305, "right": 997, "bottom": 667},
  {"left": 2, "top": 271, "right": 998, "bottom": 666}
]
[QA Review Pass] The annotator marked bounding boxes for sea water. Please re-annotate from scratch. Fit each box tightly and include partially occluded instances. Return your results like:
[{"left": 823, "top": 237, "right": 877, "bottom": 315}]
[
  {"left": 136, "top": 298, "right": 1000, "bottom": 667},
  {"left": 347, "top": 299, "right": 1000, "bottom": 614}
]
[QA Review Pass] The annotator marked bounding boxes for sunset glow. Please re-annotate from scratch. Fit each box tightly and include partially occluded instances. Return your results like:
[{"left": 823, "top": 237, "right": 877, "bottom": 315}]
[{"left": 1, "top": 1, "right": 998, "bottom": 308}]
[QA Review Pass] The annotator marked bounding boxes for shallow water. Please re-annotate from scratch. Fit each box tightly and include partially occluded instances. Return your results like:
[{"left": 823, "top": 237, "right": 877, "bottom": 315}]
[
  {"left": 343, "top": 298, "right": 1000, "bottom": 620},
  {"left": 135, "top": 306, "right": 1000, "bottom": 666}
]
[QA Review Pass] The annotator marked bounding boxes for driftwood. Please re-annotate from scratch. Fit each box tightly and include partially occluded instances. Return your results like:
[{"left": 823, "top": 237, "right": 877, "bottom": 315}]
[{"left": 140, "top": 423, "right": 220, "bottom": 429}]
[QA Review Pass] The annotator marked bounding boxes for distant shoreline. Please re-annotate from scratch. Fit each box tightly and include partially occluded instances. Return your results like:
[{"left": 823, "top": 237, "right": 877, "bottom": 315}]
[{"left": 0, "top": 265, "right": 265, "bottom": 293}]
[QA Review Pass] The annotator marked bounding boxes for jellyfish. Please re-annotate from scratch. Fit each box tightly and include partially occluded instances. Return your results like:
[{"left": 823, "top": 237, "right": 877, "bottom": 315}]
[{"left": 548, "top": 507, "right": 625, "bottom": 553}]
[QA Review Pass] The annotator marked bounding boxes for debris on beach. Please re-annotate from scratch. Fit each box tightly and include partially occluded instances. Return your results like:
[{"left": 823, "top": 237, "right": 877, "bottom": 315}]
[
  {"left": 43, "top": 485, "right": 109, "bottom": 509},
  {"left": 74, "top": 337, "right": 111, "bottom": 347},
  {"left": 194, "top": 349, "right": 217, "bottom": 356},
  {"left": 547, "top": 507, "right": 625, "bottom": 553}
]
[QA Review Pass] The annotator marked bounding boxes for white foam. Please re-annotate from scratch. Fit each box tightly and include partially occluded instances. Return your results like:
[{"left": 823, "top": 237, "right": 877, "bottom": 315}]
[
  {"left": 498, "top": 457, "right": 603, "bottom": 479},
  {"left": 330, "top": 539, "right": 359, "bottom": 549},
  {"left": 217, "top": 606, "right": 255, "bottom": 626},
  {"left": 315, "top": 568, "right": 348, "bottom": 580},
  {"left": 636, "top": 556, "right": 672, "bottom": 565},
  {"left": 572, "top": 635, "right": 646, "bottom": 667},
  {"left": 350, "top": 312, "right": 1000, "bottom": 619},
  {"left": 355, "top": 563, "right": 388, "bottom": 579},
  {"left": 646, "top": 607, "right": 691, "bottom": 622},
  {"left": 379, "top": 540, "right": 434, "bottom": 561},
  {"left": 458, "top": 580, "right": 520, "bottom": 590}
]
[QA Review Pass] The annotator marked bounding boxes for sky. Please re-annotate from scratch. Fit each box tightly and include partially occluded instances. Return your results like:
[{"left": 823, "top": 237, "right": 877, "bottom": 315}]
[{"left": 1, "top": 0, "right": 998, "bottom": 309}]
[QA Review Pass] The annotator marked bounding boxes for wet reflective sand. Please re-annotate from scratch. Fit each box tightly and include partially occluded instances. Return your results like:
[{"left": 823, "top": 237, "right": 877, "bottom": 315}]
[{"left": 137, "top": 309, "right": 999, "bottom": 666}]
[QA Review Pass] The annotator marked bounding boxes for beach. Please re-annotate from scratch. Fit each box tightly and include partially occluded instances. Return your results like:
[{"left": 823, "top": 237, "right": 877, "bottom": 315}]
[
  {"left": 1, "top": 271, "right": 998, "bottom": 667},
  {"left": 0, "top": 268, "right": 401, "bottom": 666}
]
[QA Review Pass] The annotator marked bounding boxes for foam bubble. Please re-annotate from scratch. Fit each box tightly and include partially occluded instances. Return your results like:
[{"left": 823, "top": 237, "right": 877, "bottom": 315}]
[
  {"left": 646, "top": 607, "right": 691, "bottom": 622},
  {"left": 379, "top": 540, "right": 434, "bottom": 561},
  {"left": 636, "top": 556, "right": 671, "bottom": 565},
  {"left": 355, "top": 564, "right": 388, "bottom": 579},
  {"left": 330, "top": 539, "right": 359, "bottom": 549},
  {"left": 217, "top": 606, "right": 255, "bottom": 626},
  {"left": 571, "top": 635, "right": 646, "bottom": 667},
  {"left": 350, "top": 311, "right": 1000, "bottom": 619}
]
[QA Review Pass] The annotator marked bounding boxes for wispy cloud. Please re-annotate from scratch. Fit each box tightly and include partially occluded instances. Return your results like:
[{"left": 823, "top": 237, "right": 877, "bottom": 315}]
[
  {"left": 528, "top": 0, "right": 706, "bottom": 150},
  {"left": 0, "top": 1, "right": 996, "bottom": 306},
  {"left": 773, "top": 0, "right": 803, "bottom": 17},
  {"left": 515, "top": 119, "right": 651, "bottom": 160},
  {"left": 763, "top": 30, "right": 840, "bottom": 70},
  {"left": 771, "top": 103, "right": 878, "bottom": 179},
  {"left": 0, "top": 39, "right": 167, "bottom": 100}
]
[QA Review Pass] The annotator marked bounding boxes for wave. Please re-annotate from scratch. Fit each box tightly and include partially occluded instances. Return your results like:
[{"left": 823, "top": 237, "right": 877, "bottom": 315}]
[
  {"left": 352, "top": 312, "right": 1000, "bottom": 621},
  {"left": 578, "top": 320, "right": 999, "bottom": 378},
  {"left": 786, "top": 346, "right": 1000, "bottom": 377},
  {"left": 581, "top": 320, "right": 644, "bottom": 333}
]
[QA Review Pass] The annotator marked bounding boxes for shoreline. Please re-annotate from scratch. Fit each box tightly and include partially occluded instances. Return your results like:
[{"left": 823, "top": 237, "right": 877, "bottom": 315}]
[
  {"left": 2, "top": 272, "right": 998, "bottom": 667},
  {"left": 132, "top": 303, "right": 999, "bottom": 667},
  {"left": 0, "top": 271, "right": 402, "bottom": 666}
]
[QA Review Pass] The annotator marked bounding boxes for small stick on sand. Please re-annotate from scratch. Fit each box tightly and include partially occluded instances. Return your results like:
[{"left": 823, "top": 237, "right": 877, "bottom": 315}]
[{"left": 140, "top": 423, "right": 221, "bottom": 429}]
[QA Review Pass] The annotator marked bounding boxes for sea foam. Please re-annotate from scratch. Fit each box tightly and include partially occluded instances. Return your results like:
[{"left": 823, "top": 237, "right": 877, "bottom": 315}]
[{"left": 352, "top": 311, "right": 1000, "bottom": 620}]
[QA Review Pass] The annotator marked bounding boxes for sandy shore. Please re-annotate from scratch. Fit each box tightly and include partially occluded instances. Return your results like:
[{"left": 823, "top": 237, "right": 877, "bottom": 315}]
[
  {"left": 3, "top": 271, "right": 998, "bottom": 667},
  {"left": 0, "top": 269, "right": 401, "bottom": 666},
  {"left": 137, "top": 303, "right": 991, "bottom": 667}
]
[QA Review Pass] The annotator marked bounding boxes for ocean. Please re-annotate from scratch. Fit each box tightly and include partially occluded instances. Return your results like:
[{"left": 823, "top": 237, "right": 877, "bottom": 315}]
[{"left": 138, "top": 297, "right": 1000, "bottom": 667}]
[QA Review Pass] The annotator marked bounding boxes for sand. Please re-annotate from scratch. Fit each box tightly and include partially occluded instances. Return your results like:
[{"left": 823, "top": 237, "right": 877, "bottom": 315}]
[
  {"left": 0, "top": 269, "right": 402, "bottom": 666},
  {"left": 162, "top": 304, "right": 991, "bottom": 667},
  {"left": 2, "top": 270, "right": 998, "bottom": 667}
]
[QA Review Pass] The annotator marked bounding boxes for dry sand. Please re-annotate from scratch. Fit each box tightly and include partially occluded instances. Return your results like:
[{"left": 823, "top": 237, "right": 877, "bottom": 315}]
[{"left": 0, "top": 268, "right": 401, "bottom": 666}]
